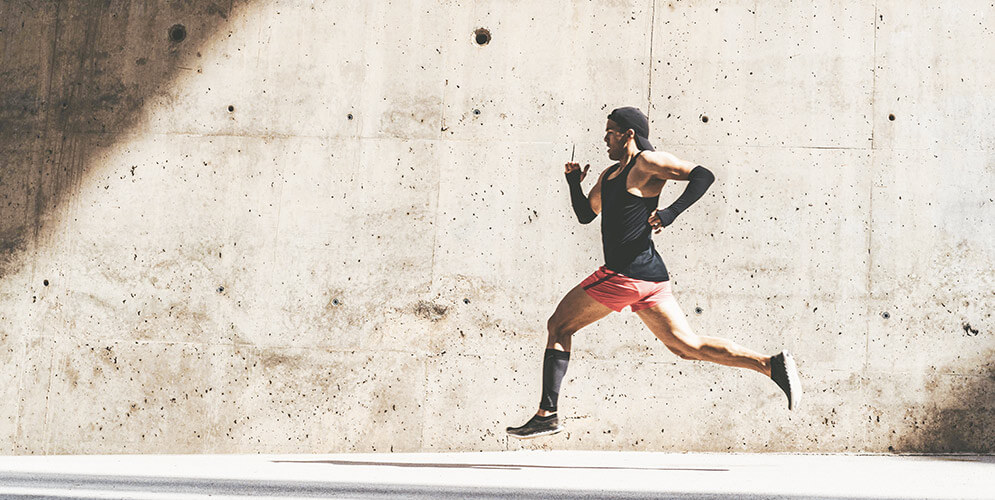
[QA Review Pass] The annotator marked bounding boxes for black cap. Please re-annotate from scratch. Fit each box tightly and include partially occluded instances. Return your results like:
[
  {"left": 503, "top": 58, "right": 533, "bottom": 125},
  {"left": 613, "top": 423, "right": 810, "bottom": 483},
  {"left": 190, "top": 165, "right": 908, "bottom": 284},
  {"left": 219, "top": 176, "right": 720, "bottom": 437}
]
[{"left": 608, "top": 107, "right": 654, "bottom": 151}]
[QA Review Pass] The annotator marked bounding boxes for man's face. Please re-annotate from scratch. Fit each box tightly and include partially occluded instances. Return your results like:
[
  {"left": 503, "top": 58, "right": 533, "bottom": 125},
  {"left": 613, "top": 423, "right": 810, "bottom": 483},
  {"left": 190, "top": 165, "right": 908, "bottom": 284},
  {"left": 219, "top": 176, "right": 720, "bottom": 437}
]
[{"left": 604, "top": 119, "right": 629, "bottom": 161}]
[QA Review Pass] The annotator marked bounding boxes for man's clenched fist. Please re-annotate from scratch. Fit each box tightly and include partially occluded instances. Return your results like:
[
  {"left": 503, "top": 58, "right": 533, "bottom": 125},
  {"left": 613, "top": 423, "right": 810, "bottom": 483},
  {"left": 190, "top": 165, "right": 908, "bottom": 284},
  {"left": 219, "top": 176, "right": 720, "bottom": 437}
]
[{"left": 564, "top": 162, "right": 590, "bottom": 184}]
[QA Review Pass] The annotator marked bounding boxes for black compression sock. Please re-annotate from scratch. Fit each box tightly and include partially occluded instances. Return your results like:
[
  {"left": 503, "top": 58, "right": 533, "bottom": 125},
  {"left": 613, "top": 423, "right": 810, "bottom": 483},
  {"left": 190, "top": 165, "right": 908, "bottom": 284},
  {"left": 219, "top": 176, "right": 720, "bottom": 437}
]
[{"left": 539, "top": 349, "right": 571, "bottom": 412}]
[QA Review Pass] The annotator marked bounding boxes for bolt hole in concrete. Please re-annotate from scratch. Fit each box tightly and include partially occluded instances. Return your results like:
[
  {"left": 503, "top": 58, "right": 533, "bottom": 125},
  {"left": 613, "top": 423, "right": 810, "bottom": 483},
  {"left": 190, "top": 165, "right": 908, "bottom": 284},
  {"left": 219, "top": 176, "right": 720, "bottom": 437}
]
[
  {"left": 347, "top": 113, "right": 354, "bottom": 120},
  {"left": 694, "top": 307, "right": 703, "bottom": 314},
  {"left": 473, "top": 109, "right": 481, "bottom": 116},
  {"left": 332, "top": 298, "right": 341, "bottom": 306},
  {"left": 227, "top": 105, "right": 234, "bottom": 112},
  {"left": 882, "top": 311, "right": 890, "bottom": 319},
  {"left": 463, "top": 298, "right": 470, "bottom": 304},
  {"left": 888, "top": 113, "right": 896, "bottom": 121},
  {"left": 700, "top": 115, "right": 709, "bottom": 123},
  {"left": 217, "top": 286, "right": 225, "bottom": 293},
  {"left": 474, "top": 28, "right": 491, "bottom": 46},
  {"left": 43, "top": 280, "right": 49, "bottom": 286},
  {"left": 168, "top": 24, "right": 187, "bottom": 43}
]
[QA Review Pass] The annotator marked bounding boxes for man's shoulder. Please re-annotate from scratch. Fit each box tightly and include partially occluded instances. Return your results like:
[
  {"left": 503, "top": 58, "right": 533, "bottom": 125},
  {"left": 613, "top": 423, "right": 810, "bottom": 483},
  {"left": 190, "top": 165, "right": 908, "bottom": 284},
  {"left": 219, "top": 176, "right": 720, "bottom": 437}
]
[
  {"left": 633, "top": 150, "right": 682, "bottom": 182},
  {"left": 636, "top": 150, "right": 701, "bottom": 181},
  {"left": 637, "top": 150, "right": 678, "bottom": 168}
]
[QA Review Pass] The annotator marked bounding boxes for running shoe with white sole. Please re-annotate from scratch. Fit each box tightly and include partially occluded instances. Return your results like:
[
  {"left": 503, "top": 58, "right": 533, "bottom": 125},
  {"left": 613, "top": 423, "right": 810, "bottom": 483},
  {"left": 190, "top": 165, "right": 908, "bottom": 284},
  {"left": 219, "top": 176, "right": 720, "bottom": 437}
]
[
  {"left": 506, "top": 414, "right": 562, "bottom": 439},
  {"left": 770, "top": 350, "right": 802, "bottom": 410}
]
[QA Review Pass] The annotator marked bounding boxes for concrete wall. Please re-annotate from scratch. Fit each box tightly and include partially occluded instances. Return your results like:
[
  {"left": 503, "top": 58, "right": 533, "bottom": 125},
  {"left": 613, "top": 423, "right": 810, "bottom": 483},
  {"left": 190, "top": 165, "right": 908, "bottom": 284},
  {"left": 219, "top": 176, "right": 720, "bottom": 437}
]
[{"left": 0, "top": 0, "right": 992, "bottom": 454}]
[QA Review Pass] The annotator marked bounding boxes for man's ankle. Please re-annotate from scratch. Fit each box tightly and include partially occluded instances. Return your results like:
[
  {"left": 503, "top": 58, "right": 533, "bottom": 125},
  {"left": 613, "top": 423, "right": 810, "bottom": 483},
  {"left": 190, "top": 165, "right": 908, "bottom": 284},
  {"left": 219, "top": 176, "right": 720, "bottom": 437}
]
[{"left": 536, "top": 410, "right": 556, "bottom": 417}]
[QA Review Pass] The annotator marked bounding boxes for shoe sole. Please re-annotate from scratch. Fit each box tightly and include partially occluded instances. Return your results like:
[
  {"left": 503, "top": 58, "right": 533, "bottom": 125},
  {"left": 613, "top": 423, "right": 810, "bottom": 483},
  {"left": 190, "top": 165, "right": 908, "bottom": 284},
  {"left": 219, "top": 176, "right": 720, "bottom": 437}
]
[
  {"left": 782, "top": 351, "right": 802, "bottom": 410},
  {"left": 506, "top": 427, "right": 563, "bottom": 440}
]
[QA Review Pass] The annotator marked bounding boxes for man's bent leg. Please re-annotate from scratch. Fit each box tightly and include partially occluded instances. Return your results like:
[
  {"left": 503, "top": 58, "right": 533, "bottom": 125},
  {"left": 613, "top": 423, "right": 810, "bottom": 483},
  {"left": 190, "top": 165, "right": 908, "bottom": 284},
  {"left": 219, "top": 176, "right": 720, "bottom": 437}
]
[
  {"left": 634, "top": 296, "right": 770, "bottom": 376},
  {"left": 546, "top": 283, "right": 614, "bottom": 352},
  {"left": 540, "top": 283, "right": 612, "bottom": 414},
  {"left": 507, "top": 283, "right": 612, "bottom": 438}
]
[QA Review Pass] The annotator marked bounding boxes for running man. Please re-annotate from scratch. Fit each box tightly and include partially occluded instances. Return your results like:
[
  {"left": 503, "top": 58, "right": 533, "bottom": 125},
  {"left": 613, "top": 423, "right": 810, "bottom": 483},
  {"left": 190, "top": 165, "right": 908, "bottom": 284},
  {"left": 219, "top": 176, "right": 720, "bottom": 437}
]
[{"left": 506, "top": 107, "right": 801, "bottom": 439}]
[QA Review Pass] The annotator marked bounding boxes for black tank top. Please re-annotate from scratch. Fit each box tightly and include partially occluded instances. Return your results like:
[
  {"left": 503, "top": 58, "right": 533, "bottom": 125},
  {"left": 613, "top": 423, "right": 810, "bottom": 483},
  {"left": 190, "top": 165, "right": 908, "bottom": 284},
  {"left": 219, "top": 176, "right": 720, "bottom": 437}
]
[{"left": 600, "top": 151, "right": 670, "bottom": 282}]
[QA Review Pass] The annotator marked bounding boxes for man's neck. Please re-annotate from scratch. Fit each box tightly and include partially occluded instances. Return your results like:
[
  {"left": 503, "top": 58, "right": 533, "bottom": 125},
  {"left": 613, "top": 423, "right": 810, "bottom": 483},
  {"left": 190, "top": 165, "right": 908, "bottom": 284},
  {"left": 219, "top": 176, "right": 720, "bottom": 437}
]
[{"left": 618, "top": 144, "right": 641, "bottom": 167}]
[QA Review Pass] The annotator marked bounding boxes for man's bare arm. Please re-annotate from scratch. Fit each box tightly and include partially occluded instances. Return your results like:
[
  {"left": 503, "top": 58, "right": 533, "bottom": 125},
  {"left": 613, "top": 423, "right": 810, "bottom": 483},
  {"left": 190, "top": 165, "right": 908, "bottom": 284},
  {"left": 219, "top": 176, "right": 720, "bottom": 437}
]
[
  {"left": 640, "top": 151, "right": 699, "bottom": 181},
  {"left": 588, "top": 168, "right": 609, "bottom": 215},
  {"left": 565, "top": 163, "right": 612, "bottom": 221},
  {"left": 642, "top": 151, "right": 715, "bottom": 232}
]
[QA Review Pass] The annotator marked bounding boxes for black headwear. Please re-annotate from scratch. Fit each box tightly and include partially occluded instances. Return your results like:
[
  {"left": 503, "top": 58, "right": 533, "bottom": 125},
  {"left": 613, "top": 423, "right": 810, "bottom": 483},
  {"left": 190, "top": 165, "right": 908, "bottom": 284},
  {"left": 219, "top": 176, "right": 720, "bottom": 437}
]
[{"left": 607, "top": 107, "right": 654, "bottom": 151}]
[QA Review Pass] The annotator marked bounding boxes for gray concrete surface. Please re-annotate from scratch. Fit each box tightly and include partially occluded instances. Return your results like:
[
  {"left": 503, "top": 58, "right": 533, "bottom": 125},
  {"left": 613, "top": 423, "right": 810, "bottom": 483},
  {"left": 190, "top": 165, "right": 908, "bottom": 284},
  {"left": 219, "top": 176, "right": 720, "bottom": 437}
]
[
  {"left": 1, "top": 0, "right": 993, "bottom": 454},
  {"left": 0, "top": 451, "right": 993, "bottom": 499}
]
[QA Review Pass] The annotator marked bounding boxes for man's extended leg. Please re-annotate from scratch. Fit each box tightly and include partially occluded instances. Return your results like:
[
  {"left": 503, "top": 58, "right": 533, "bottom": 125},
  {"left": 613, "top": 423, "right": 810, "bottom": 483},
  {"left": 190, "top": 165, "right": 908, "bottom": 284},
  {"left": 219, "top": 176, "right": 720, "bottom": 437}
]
[
  {"left": 634, "top": 295, "right": 801, "bottom": 409},
  {"left": 634, "top": 296, "right": 770, "bottom": 374},
  {"left": 506, "top": 283, "right": 612, "bottom": 438}
]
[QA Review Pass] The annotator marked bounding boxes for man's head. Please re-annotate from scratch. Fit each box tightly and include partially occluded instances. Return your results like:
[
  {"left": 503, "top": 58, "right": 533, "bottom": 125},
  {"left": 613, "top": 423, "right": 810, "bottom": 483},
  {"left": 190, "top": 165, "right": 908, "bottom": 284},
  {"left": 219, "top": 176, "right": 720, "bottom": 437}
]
[{"left": 604, "top": 107, "right": 654, "bottom": 161}]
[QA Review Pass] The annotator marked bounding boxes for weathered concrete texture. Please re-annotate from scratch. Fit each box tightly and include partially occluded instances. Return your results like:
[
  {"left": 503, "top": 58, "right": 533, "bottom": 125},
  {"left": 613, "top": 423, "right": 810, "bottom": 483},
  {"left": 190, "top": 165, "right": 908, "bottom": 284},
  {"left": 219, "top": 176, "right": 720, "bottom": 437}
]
[
  {"left": 0, "top": 0, "right": 993, "bottom": 454},
  {"left": 653, "top": 2, "right": 876, "bottom": 148}
]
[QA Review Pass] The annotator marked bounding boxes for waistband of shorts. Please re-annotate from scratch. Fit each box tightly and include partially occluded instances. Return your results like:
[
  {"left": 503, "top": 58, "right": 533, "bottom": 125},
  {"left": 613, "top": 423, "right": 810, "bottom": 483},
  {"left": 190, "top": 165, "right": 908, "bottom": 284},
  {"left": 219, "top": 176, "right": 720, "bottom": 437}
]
[
  {"left": 597, "top": 266, "right": 625, "bottom": 277},
  {"left": 597, "top": 265, "right": 670, "bottom": 284}
]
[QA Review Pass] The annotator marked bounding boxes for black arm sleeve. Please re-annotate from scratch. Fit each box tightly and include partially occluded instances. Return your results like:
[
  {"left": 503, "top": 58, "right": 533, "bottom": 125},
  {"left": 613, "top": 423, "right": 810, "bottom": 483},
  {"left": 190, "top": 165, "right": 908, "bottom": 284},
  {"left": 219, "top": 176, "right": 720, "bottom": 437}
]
[
  {"left": 565, "top": 170, "right": 597, "bottom": 224},
  {"left": 655, "top": 165, "right": 714, "bottom": 227}
]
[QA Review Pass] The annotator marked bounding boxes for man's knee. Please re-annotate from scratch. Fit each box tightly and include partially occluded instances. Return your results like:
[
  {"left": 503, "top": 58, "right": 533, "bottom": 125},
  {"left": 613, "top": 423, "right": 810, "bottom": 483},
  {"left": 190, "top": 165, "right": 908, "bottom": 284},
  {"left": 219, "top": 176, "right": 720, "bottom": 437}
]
[
  {"left": 664, "top": 331, "right": 704, "bottom": 360},
  {"left": 547, "top": 316, "right": 577, "bottom": 342},
  {"left": 666, "top": 345, "right": 698, "bottom": 360},
  {"left": 676, "top": 349, "right": 698, "bottom": 360}
]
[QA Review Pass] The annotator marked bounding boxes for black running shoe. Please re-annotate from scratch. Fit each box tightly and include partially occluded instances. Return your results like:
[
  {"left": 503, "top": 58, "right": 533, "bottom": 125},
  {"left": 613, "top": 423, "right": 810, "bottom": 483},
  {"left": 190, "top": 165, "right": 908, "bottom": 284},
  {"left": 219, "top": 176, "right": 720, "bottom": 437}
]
[
  {"left": 770, "top": 350, "right": 802, "bottom": 410},
  {"left": 506, "top": 414, "right": 562, "bottom": 439}
]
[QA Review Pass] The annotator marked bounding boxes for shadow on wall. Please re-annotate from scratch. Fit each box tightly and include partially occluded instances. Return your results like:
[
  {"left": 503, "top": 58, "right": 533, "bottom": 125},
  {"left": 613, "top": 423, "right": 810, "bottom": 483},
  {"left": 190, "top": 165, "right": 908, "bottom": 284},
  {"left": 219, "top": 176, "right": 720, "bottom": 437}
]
[
  {"left": 0, "top": 0, "right": 250, "bottom": 279},
  {"left": 894, "top": 349, "right": 995, "bottom": 453}
]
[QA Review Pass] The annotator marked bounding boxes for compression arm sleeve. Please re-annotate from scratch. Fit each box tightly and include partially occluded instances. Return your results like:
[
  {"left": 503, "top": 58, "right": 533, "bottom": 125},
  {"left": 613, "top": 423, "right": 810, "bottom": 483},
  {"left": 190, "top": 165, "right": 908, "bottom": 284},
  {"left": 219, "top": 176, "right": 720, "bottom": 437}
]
[
  {"left": 565, "top": 170, "right": 597, "bottom": 224},
  {"left": 655, "top": 165, "right": 714, "bottom": 227}
]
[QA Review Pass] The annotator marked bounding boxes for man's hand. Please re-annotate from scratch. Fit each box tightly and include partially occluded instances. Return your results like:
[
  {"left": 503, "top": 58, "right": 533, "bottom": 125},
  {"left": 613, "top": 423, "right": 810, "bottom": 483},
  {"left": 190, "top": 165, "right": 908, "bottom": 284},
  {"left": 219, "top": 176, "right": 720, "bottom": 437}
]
[
  {"left": 648, "top": 208, "right": 677, "bottom": 233},
  {"left": 564, "top": 162, "right": 590, "bottom": 183},
  {"left": 565, "top": 162, "right": 597, "bottom": 223}
]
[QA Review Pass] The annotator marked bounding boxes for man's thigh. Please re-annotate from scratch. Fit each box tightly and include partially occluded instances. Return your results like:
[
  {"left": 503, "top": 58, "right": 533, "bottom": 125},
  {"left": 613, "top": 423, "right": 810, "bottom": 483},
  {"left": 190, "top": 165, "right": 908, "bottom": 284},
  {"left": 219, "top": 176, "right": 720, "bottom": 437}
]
[
  {"left": 633, "top": 296, "right": 699, "bottom": 348},
  {"left": 548, "top": 283, "right": 613, "bottom": 333}
]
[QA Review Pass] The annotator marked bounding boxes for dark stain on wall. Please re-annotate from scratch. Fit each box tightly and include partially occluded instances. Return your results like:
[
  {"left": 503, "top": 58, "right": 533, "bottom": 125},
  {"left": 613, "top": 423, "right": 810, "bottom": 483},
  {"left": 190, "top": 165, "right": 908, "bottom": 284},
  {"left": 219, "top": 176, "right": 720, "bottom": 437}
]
[
  {"left": 0, "top": 225, "right": 28, "bottom": 279},
  {"left": 0, "top": 0, "right": 250, "bottom": 277},
  {"left": 413, "top": 300, "right": 449, "bottom": 322},
  {"left": 894, "top": 349, "right": 995, "bottom": 453}
]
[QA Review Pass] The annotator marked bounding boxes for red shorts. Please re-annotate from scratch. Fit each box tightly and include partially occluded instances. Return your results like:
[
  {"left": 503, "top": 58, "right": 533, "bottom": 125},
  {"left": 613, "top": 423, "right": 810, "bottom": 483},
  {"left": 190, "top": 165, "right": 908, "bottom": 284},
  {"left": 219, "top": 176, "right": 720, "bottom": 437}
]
[{"left": 580, "top": 266, "right": 674, "bottom": 313}]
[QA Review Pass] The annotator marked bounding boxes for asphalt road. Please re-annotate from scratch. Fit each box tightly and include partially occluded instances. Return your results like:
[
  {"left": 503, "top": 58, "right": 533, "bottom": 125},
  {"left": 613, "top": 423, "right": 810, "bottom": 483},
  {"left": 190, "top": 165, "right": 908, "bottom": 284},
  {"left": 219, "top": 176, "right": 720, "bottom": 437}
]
[{"left": 0, "top": 451, "right": 991, "bottom": 499}]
